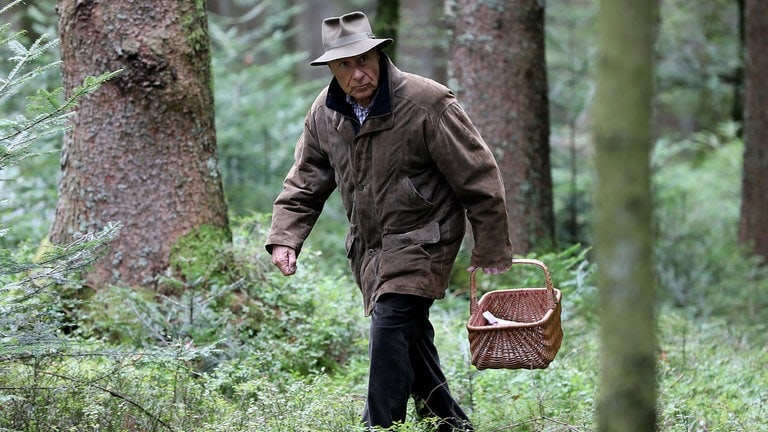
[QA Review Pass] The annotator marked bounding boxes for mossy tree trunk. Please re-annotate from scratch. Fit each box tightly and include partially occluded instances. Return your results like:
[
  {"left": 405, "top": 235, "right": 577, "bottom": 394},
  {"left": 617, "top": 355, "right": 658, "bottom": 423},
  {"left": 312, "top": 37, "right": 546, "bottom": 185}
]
[
  {"left": 593, "top": 0, "right": 658, "bottom": 431},
  {"left": 447, "top": 0, "right": 554, "bottom": 253},
  {"left": 739, "top": 0, "right": 768, "bottom": 260},
  {"left": 52, "top": 0, "right": 230, "bottom": 289}
]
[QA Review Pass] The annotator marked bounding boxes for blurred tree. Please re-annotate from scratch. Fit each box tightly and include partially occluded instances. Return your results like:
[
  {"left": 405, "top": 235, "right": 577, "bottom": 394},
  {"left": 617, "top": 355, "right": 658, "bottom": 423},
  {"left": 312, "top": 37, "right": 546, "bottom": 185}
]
[
  {"left": 5, "top": 0, "right": 56, "bottom": 43},
  {"left": 374, "top": 0, "right": 399, "bottom": 63},
  {"left": 654, "top": 0, "right": 740, "bottom": 138},
  {"left": 739, "top": 0, "right": 768, "bottom": 260},
  {"left": 593, "top": 0, "right": 658, "bottom": 431},
  {"left": 447, "top": 0, "right": 555, "bottom": 253},
  {"left": 546, "top": 0, "right": 596, "bottom": 248},
  {"left": 207, "top": 6, "right": 322, "bottom": 217},
  {"left": 289, "top": 0, "right": 359, "bottom": 82},
  {"left": 397, "top": 0, "right": 447, "bottom": 84},
  {"left": 51, "top": 0, "right": 230, "bottom": 289},
  {"left": 733, "top": 0, "right": 745, "bottom": 131}
]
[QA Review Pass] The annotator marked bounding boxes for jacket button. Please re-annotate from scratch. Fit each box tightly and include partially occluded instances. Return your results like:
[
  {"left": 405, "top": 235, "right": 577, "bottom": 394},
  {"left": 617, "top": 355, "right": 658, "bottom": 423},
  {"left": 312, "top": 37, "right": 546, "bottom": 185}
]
[{"left": 368, "top": 248, "right": 376, "bottom": 255}]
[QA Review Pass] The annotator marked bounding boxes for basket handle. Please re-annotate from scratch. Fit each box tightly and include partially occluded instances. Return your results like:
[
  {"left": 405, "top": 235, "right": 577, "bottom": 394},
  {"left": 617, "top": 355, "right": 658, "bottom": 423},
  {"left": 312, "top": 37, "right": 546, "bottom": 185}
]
[{"left": 469, "top": 258, "right": 558, "bottom": 316}]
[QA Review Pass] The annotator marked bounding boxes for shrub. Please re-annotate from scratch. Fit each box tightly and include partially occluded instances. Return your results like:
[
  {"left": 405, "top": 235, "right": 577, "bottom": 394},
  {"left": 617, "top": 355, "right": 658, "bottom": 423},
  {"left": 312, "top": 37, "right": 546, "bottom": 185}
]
[
  {"left": 72, "top": 213, "right": 366, "bottom": 377},
  {"left": 652, "top": 123, "right": 768, "bottom": 323}
]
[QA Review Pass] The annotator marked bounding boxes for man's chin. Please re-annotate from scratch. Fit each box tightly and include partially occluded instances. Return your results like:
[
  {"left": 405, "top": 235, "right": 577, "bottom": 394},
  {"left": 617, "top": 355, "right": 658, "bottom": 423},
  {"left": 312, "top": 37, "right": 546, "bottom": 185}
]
[{"left": 351, "top": 93, "right": 374, "bottom": 105}]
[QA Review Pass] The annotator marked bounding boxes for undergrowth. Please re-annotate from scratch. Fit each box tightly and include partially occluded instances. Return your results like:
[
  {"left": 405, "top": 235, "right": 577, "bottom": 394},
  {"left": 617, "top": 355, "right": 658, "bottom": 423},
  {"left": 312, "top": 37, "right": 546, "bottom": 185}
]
[{"left": 3, "top": 116, "right": 766, "bottom": 431}]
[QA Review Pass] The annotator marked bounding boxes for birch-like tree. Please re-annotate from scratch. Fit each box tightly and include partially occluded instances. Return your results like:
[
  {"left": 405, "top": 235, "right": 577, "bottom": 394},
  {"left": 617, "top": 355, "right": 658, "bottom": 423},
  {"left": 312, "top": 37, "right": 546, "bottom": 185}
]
[{"left": 593, "top": 0, "right": 658, "bottom": 430}]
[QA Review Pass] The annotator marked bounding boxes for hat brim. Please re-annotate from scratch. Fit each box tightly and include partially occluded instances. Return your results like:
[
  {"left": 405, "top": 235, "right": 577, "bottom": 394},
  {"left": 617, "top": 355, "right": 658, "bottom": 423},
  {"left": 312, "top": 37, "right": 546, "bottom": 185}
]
[{"left": 310, "top": 38, "right": 393, "bottom": 66}]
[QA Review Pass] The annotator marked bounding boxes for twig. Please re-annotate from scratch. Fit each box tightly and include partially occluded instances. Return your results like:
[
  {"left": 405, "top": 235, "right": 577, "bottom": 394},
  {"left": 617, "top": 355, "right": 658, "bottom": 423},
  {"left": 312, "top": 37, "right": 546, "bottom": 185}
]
[
  {"left": 39, "top": 370, "right": 176, "bottom": 432},
  {"left": 490, "top": 415, "right": 582, "bottom": 432}
]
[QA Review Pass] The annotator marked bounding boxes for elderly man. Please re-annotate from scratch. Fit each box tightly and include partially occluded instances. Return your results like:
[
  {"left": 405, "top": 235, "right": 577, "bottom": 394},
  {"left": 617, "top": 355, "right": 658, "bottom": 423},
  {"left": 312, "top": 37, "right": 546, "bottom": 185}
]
[{"left": 266, "top": 11, "right": 513, "bottom": 431}]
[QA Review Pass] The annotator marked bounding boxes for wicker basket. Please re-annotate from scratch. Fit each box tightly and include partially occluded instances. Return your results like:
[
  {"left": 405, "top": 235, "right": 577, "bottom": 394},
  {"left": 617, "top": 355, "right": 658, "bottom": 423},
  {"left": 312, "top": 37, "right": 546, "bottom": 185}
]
[{"left": 466, "top": 258, "right": 563, "bottom": 370}]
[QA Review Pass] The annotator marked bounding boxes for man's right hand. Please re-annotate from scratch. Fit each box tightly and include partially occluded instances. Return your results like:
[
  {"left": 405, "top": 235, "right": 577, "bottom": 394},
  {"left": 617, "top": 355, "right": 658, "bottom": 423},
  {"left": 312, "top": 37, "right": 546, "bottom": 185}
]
[
  {"left": 271, "top": 245, "right": 297, "bottom": 276},
  {"left": 467, "top": 264, "right": 511, "bottom": 275}
]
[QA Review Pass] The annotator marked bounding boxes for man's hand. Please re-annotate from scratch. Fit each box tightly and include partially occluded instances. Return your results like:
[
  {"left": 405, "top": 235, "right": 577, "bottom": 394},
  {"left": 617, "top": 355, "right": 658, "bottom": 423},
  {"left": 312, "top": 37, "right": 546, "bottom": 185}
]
[
  {"left": 467, "top": 264, "right": 511, "bottom": 275},
  {"left": 271, "top": 245, "right": 297, "bottom": 276}
]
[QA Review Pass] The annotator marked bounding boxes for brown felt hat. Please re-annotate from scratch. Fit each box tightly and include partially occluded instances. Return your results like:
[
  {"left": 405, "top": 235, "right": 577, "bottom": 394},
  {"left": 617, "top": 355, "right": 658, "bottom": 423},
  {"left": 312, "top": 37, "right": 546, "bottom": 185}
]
[{"left": 310, "top": 11, "right": 393, "bottom": 66}]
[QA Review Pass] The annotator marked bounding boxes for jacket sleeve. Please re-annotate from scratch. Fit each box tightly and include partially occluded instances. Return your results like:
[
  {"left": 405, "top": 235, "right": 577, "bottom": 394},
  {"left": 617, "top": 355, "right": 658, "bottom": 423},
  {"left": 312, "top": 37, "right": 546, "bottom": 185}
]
[
  {"left": 429, "top": 101, "right": 514, "bottom": 268},
  {"left": 265, "top": 107, "right": 336, "bottom": 256}
]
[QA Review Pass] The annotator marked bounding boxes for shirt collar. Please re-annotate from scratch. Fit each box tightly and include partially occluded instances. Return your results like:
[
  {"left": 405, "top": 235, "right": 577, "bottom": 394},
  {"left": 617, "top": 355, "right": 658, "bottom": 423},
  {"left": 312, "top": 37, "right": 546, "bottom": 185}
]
[{"left": 346, "top": 91, "right": 378, "bottom": 124}]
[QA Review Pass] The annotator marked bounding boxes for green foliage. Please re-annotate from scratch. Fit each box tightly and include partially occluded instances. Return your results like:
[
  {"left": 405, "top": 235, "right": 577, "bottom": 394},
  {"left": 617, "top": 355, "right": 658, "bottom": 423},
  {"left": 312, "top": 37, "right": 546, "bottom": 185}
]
[
  {"left": 0, "top": 213, "right": 370, "bottom": 431},
  {"left": 0, "top": 1, "right": 121, "bottom": 364},
  {"left": 656, "top": 308, "right": 767, "bottom": 430},
  {"left": 0, "top": 224, "right": 121, "bottom": 356},
  {"left": 0, "top": 1, "right": 120, "bottom": 247},
  {"left": 3, "top": 209, "right": 766, "bottom": 431},
  {"left": 168, "top": 224, "right": 233, "bottom": 286},
  {"left": 0, "top": 5, "right": 126, "bottom": 429},
  {"left": 545, "top": 0, "right": 742, "bottom": 248},
  {"left": 655, "top": 0, "right": 742, "bottom": 136},
  {"left": 545, "top": 0, "right": 598, "bottom": 248},
  {"left": 71, "top": 214, "right": 366, "bottom": 377},
  {"left": 653, "top": 123, "right": 768, "bottom": 323},
  {"left": 208, "top": 8, "right": 325, "bottom": 217}
]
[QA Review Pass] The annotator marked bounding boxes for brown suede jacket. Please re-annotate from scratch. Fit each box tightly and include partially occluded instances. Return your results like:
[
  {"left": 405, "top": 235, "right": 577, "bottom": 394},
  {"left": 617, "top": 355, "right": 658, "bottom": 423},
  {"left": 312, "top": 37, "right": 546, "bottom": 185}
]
[{"left": 266, "top": 55, "right": 513, "bottom": 315}]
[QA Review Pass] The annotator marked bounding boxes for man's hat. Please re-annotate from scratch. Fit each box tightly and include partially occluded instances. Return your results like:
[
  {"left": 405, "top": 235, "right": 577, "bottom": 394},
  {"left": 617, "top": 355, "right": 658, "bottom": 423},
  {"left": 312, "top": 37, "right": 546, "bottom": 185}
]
[{"left": 310, "top": 11, "right": 393, "bottom": 66}]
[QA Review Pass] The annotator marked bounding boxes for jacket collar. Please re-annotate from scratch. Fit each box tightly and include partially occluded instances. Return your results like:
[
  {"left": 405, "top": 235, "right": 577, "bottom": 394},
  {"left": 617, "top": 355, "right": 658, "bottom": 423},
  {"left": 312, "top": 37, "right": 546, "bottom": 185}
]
[{"left": 325, "top": 53, "right": 394, "bottom": 123}]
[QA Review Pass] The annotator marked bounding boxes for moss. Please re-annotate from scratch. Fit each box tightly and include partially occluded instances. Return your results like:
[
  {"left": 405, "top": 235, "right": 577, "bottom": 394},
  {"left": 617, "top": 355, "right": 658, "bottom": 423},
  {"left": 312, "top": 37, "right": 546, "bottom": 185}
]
[
  {"left": 168, "top": 225, "right": 231, "bottom": 285},
  {"left": 181, "top": 0, "right": 210, "bottom": 56}
]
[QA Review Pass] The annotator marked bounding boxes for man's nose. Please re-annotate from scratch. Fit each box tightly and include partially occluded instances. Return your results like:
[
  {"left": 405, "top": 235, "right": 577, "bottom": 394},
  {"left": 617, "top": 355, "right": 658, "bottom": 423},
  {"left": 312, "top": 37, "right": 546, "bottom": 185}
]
[{"left": 352, "top": 67, "right": 366, "bottom": 81}]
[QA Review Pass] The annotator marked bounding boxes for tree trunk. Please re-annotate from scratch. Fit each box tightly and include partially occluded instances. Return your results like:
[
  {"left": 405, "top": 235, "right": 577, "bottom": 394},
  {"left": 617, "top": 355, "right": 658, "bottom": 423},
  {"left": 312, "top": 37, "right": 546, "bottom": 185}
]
[
  {"left": 593, "top": 0, "right": 658, "bottom": 431},
  {"left": 375, "top": 0, "right": 399, "bottom": 63},
  {"left": 733, "top": 0, "right": 745, "bottom": 132},
  {"left": 52, "top": 0, "right": 230, "bottom": 289},
  {"left": 739, "top": 0, "right": 768, "bottom": 260},
  {"left": 447, "top": 0, "right": 554, "bottom": 253}
]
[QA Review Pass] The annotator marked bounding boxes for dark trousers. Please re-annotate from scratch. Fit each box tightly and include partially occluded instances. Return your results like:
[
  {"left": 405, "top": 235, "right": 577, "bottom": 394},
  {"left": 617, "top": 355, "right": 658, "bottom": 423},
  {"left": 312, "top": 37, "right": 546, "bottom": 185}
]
[{"left": 362, "top": 293, "right": 473, "bottom": 431}]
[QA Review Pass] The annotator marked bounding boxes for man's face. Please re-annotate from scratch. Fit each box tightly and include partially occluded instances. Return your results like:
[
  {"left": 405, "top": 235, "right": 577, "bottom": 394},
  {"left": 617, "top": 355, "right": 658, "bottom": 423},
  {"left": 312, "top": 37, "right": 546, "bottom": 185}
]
[{"left": 328, "top": 49, "right": 380, "bottom": 107}]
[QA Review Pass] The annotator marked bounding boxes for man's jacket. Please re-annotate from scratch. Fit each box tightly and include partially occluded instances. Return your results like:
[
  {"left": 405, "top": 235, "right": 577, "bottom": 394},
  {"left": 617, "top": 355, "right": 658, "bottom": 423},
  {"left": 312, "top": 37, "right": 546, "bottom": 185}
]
[{"left": 267, "top": 54, "right": 513, "bottom": 315}]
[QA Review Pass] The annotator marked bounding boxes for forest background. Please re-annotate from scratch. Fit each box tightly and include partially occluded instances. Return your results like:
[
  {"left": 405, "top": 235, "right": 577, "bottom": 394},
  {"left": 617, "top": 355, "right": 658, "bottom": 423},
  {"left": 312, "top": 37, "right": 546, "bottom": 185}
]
[{"left": 1, "top": 0, "right": 766, "bottom": 431}]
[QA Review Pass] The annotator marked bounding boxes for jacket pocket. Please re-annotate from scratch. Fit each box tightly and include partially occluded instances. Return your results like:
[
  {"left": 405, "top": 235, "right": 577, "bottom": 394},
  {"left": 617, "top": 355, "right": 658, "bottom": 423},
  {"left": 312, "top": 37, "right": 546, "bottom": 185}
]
[
  {"left": 379, "top": 222, "right": 440, "bottom": 281},
  {"left": 346, "top": 225, "right": 365, "bottom": 288},
  {"left": 382, "top": 178, "right": 435, "bottom": 232}
]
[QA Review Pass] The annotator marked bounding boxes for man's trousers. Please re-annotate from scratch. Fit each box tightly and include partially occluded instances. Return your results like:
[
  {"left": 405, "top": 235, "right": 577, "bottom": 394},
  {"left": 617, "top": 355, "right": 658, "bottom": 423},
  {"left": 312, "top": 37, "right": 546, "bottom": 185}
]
[{"left": 362, "top": 293, "right": 473, "bottom": 431}]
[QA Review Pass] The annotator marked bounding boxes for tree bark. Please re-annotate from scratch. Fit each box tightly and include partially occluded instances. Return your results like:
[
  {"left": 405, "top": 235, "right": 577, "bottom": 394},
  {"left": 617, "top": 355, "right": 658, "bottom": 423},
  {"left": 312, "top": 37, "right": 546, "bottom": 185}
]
[
  {"left": 739, "top": 0, "right": 768, "bottom": 260},
  {"left": 447, "top": 0, "right": 554, "bottom": 253},
  {"left": 398, "top": 0, "right": 448, "bottom": 85},
  {"left": 52, "top": 0, "right": 229, "bottom": 289},
  {"left": 594, "top": 0, "right": 658, "bottom": 431}
]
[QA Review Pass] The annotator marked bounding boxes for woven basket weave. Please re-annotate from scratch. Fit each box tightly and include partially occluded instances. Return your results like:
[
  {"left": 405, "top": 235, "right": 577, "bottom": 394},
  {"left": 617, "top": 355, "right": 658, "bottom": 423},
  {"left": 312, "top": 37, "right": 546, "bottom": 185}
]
[{"left": 466, "top": 258, "right": 563, "bottom": 370}]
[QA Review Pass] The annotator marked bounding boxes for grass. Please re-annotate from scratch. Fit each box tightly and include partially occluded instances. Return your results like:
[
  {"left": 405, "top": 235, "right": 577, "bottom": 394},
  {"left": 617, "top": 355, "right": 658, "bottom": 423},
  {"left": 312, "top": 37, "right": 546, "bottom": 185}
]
[
  {"left": 427, "top": 290, "right": 766, "bottom": 431},
  {"left": 2, "top": 246, "right": 766, "bottom": 432},
  {"left": 3, "top": 236, "right": 766, "bottom": 432},
  {"left": 2, "top": 134, "right": 767, "bottom": 431}
]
